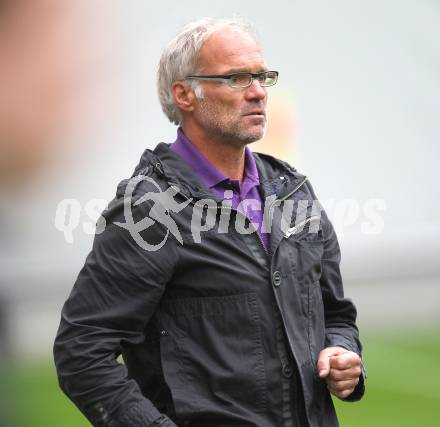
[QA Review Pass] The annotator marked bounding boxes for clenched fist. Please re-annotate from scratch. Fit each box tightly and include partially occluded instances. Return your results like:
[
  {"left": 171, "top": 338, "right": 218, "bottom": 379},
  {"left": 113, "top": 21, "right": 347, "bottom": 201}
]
[{"left": 317, "top": 346, "right": 362, "bottom": 399}]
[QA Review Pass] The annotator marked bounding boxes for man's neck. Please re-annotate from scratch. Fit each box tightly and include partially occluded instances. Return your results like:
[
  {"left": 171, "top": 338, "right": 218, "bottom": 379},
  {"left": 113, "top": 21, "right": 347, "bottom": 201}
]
[{"left": 181, "top": 124, "right": 246, "bottom": 183}]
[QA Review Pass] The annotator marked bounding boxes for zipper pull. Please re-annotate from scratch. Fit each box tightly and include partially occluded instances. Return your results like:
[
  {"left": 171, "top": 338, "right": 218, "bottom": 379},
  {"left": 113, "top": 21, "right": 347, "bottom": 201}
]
[
  {"left": 284, "top": 226, "right": 297, "bottom": 238},
  {"left": 154, "top": 161, "right": 164, "bottom": 175},
  {"left": 284, "top": 215, "right": 321, "bottom": 239}
]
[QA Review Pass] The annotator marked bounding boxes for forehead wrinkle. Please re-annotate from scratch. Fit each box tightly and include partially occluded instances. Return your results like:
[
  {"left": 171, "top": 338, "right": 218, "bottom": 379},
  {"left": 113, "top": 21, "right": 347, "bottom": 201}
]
[
  {"left": 197, "top": 28, "right": 266, "bottom": 74},
  {"left": 201, "top": 47, "right": 266, "bottom": 74}
]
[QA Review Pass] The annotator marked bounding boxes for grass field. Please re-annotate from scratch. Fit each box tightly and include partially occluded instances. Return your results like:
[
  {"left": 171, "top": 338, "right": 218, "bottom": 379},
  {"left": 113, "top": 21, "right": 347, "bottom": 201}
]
[{"left": 2, "top": 330, "right": 439, "bottom": 427}]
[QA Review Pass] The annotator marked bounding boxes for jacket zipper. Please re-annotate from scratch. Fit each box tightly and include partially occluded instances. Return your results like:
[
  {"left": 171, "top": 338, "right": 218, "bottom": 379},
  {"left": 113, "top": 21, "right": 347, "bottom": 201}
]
[
  {"left": 263, "top": 176, "right": 309, "bottom": 246},
  {"left": 278, "top": 176, "right": 308, "bottom": 203},
  {"left": 283, "top": 215, "right": 321, "bottom": 239}
]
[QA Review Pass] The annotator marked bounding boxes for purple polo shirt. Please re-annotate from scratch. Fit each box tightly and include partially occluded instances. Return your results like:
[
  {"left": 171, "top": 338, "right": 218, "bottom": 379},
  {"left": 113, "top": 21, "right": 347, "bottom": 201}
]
[{"left": 170, "top": 128, "right": 269, "bottom": 250}]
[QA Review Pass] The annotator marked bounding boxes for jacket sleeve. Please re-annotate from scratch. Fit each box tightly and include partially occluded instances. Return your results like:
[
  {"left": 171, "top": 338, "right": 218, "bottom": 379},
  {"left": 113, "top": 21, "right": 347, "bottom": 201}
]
[
  {"left": 53, "top": 198, "right": 179, "bottom": 427},
  {"left": 319, "top": 208, "right": 365, "bottom": 401}
]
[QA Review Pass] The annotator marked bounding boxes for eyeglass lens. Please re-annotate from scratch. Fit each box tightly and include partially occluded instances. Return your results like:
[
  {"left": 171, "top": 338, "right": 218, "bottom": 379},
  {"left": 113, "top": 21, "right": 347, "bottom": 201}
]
[{"left": 230, "top": 71, "right": 277, "bottom": 88}]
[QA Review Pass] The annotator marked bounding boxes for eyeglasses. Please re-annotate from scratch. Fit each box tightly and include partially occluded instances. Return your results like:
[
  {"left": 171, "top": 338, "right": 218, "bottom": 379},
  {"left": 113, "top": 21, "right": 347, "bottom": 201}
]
[{"left": 185, "top": 70, "right": 279, "bottom": 88}]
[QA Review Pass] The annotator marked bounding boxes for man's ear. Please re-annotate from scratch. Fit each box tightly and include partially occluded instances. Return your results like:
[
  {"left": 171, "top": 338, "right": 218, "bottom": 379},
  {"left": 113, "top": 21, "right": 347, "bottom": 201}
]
[{"left": 172, "top": 81, "right": 195, "bottom": 113}]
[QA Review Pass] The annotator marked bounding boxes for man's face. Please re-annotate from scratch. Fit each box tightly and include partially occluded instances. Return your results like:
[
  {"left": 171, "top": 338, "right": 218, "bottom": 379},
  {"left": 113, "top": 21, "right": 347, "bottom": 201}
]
[{"left": 192, "top": 28, "right": 268, "bottom": 146}]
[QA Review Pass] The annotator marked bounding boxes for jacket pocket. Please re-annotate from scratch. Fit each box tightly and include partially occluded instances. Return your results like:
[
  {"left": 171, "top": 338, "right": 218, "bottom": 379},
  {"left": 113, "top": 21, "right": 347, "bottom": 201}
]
[
  {"left": 285, "top": 215, "right": 324, "bottom": 287},
  {"left": 285, "top": 233, "right": 324, "bottom": 294},
  {"left": 158, "top": 292, "right": 267, "bottom": 420},
  {"left": 287, "top": 225, "right": 325, "bottom": 369}
]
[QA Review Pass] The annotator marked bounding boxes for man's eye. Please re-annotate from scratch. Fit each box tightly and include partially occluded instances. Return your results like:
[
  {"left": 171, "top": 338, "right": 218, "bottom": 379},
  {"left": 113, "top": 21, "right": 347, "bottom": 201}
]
[
  {"left": 257, "top": 73, "right": 267, "bottom": 83},
  {"left": 230, "top": 74, "right": 251, "bottom": 86}
]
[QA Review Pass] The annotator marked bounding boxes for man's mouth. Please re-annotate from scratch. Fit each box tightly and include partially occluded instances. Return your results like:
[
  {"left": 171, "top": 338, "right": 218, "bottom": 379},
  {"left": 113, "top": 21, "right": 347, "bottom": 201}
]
[{"left": 243, "top": 111, "right": 265, "bottom": 117}]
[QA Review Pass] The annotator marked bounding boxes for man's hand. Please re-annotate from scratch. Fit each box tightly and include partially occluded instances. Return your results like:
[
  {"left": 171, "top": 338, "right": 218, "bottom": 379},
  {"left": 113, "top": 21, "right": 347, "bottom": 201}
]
[{"left": 317, "top": 346, "right": 361, "bottom": 399}]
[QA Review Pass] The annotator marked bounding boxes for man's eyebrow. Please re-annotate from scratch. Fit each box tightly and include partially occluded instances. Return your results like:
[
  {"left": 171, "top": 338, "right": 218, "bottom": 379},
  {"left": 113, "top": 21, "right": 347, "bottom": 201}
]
[{"left": 223, "top": 67, "right": 269, "bottom": 74}]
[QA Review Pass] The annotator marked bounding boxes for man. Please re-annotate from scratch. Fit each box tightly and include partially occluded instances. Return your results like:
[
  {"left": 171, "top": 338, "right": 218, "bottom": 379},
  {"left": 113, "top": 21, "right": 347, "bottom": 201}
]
[{"left": 54, "top": 17, "right": 364, "bottom": 427}]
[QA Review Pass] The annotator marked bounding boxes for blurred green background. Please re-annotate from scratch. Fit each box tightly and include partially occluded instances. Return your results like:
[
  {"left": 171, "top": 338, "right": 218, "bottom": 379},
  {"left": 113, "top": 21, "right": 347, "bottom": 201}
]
[
  {"left": 3, "top": 330, "right": 439, "bottom": 427},
  {"left": 1, "top": 1, "right": 439, "bottom": 427}
]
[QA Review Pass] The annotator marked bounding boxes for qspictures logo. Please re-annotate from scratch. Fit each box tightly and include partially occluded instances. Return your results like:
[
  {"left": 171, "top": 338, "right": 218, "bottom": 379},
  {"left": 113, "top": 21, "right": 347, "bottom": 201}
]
[{"left": 54, "top": 175, "right": 386, "bottom": 250}]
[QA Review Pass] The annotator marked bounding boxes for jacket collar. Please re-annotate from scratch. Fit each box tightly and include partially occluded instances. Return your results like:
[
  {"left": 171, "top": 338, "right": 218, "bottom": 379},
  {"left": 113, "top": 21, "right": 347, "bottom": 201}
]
[{"left": 135, "top": 142, "right": 307, "bottom": 201}]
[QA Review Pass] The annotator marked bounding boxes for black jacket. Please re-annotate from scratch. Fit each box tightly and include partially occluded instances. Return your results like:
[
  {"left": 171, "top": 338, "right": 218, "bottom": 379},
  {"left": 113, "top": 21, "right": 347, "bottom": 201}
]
[{"left": 54, "top": 143, "right": 364, "bottom": 427}]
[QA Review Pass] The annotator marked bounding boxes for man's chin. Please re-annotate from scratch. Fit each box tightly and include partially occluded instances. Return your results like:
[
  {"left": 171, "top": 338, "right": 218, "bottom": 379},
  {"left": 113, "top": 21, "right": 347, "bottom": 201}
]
[
  {"left": 240, "top": 126, "right": 266, "bottom": 143},
  {"left": 216, "top": 124, "right": 266, "bottom": 145}
]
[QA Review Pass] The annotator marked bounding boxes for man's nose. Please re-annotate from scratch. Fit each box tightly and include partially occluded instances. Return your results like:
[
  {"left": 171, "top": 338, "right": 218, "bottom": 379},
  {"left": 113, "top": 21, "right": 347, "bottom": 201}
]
[{"left": 244, "top": 78, "right": 267, "bottom": 101}]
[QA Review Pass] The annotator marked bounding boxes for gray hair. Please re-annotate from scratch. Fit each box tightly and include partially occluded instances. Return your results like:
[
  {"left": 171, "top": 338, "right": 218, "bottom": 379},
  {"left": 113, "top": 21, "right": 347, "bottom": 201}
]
[{"left": 157, "top": 17, "right": 259, "bottom": 125}]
